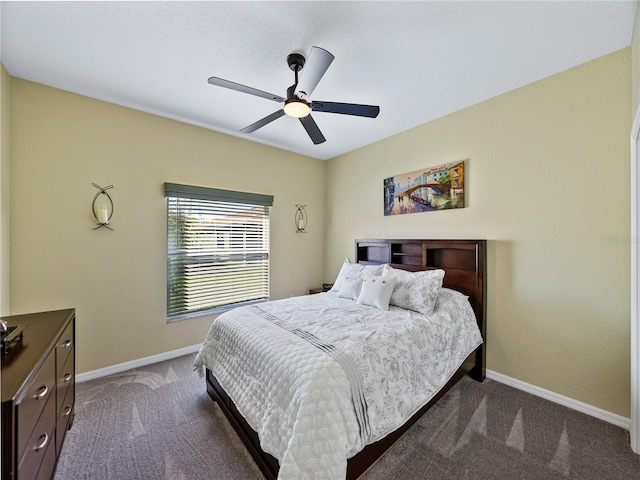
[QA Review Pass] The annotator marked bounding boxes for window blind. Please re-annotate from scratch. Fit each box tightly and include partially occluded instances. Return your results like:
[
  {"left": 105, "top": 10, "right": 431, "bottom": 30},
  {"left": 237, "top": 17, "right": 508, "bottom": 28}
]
[{"left": 165, "top": 183, "right": 273, "bottom": 321}]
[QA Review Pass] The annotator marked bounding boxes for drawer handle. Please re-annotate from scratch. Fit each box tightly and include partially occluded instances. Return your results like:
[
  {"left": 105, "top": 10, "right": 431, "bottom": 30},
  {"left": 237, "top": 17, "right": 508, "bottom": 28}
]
[
  {"left": 63, "top": 405, "right": 73, "bottom": 416},
  {"left": 34, "top": 432, "right": 49, "bottom": 451},
  {"left": 62, "top": 339, "right": 72, "bottom": 348},
  {"left": 35, "top": 385, "right": 48, "bottom": 399},
  {"left": 63, "top": 373, "right": 72, "bottom": 383}
]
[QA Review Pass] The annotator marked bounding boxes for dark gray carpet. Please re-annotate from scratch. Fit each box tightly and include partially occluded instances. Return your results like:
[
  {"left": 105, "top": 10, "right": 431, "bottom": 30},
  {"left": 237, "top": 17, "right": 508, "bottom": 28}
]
[{"left": 55, "top": 355, "right": 640, "bottom": 480}]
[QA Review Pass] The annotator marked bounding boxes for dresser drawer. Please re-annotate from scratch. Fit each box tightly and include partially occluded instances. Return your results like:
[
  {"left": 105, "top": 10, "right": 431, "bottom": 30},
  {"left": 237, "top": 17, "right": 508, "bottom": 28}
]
[
  {"left": 36, "top": 434, "right": 57, "bottom": 480},
  {"left": 56, "top": 347, "right": 74, "bottom": 416},
  {"left": 56, "top": 380, "right": 74, "bottom": 456},
  {"left": 17, "top": 392, "right": 56, "bottom": 480},
  {"left": 55, "top": 321, "right": 74, "bottom": 372},
  {"left": 16, "top": 351, "right": 56, "bottom": 460}
]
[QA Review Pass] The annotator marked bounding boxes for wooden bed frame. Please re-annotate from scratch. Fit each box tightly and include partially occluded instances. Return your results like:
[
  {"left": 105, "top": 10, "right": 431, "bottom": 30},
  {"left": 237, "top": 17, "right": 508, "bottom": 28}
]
[{"left": 205, "top": 239, "right": 486, "bottom": 479}]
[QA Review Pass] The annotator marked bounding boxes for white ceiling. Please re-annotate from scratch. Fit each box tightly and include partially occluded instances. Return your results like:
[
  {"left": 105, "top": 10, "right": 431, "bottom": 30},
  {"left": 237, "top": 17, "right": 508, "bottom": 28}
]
[{"left": 1, "top": 1, "right": 637, "bottom": 160}]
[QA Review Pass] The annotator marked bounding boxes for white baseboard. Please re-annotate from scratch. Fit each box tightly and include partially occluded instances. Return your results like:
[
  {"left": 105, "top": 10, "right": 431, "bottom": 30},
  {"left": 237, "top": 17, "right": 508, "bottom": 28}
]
[
  {"left": 75, "top": 348, "right": 630, "bottom": 431},
  {"left": 75, "top": 343, "right": 202, "bottom": 384},
  {"left": 486, "top": 369, "right": 630, "bottom": 430}
]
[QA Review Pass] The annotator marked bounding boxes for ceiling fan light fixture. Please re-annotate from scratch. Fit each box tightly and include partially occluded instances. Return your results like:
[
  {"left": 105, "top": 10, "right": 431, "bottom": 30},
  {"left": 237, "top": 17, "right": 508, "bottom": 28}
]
[{"left": 284, "top": 98, "right": 311, "bottom": 118}]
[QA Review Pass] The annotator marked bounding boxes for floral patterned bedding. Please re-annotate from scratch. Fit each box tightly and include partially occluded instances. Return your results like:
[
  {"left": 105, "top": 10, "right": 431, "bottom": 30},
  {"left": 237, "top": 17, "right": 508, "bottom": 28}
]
[{"left": 194, "top": 288, "right": 482, "bottom": 479}]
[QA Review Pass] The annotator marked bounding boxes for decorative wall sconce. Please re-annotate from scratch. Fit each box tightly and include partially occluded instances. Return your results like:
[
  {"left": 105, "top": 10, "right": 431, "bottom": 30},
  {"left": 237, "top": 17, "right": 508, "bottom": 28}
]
[
  {"left": 92, "top": 183, "right": 114, "bottom": 230},
  {"left": 295, "top": 204, "right": 307, "bottom": 233}
]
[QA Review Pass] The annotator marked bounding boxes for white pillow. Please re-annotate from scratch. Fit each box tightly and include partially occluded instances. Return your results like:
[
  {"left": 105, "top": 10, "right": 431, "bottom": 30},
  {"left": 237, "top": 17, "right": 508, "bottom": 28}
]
[
  {"left": 357, "top": 275, "right": 396, "bottom": 311},
  {"left": 330, "top": 261, "right": 385, "bottom": 294},
  {"left": 383, "top": 265, "right": 445, "bottom": 314},
  {"left": 337, "top": 276, "right": 363, "bottom": 301},
  {"left": 329, "top": 260, "right": 351, "bottom": 293}
]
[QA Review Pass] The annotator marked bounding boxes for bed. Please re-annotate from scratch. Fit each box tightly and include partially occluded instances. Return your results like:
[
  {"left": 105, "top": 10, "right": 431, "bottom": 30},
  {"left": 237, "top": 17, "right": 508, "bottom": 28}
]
[{"left": 195, "top": 239, "right": 486, "bottom": 479}]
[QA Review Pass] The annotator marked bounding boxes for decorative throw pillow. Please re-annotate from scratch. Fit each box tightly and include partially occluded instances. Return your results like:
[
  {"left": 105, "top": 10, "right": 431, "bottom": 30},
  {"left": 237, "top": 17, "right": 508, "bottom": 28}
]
[
  {"left": 330, "top": 261, "right": 385, "bottom": 294},
  {"left": 383, "top": 265, "right": 445, "bottom": 315},
  {"left": 357, "top": 275, "right": 396, "bottom": 311},
  {"left": 337, "top": 276, "right": 363, "bottom": 301},
  {"left": 329, "top": 259, "right": 351, "bottom": 293}
]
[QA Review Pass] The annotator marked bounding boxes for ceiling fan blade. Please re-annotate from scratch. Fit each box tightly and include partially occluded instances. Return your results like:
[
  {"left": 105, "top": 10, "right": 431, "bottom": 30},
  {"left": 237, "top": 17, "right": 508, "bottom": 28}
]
[
  {"left": 208, "top": 77, "right": 285, "bottom": 103},
  {"left": 311, "top": 101, "right": 380, "bottom": 118},
  {"left": 295, "top": 47, "right": 335, "bottom": 98},
  {"left": 299, "top": 115, "right": 326, "bottom": 145},
  {"left": 241, "top": 110, "right": 286, "bottom": 133}
]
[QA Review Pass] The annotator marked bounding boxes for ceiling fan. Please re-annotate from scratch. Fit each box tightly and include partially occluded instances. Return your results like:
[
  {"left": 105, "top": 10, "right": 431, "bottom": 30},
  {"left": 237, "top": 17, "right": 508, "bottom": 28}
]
[{"left": 207, "top": 46, "right": 380, "bottom": 145}]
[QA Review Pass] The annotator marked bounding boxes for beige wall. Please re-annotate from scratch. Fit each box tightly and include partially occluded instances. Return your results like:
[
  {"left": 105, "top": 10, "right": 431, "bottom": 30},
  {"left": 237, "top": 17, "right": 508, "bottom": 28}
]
[
  {"left": 325, "top": 48, "right": 631, "bottom": 417},
  {"left": 0, "top": 64, "right": 9, "bottom": 315},
  {"left": 9, "top": 79, "right": 325, "bottom": 374}
]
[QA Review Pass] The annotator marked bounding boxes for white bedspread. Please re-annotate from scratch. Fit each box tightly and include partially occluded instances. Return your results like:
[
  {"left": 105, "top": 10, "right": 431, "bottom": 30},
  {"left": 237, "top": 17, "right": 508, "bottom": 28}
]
[{"left": 194, "top": 289, "right": 482, "bottom": 479}]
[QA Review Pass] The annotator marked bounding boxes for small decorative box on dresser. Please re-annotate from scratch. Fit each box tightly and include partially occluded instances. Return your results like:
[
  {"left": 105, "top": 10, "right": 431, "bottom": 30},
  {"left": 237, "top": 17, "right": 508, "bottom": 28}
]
[{"left": 1, "top": 309, "right": 75, "bottom": 480}]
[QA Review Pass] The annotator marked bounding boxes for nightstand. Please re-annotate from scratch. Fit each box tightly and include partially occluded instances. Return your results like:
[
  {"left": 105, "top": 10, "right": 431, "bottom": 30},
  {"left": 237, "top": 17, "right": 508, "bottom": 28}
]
[{"left": 309, "top": 284, "right": 333, "bottom": 295}]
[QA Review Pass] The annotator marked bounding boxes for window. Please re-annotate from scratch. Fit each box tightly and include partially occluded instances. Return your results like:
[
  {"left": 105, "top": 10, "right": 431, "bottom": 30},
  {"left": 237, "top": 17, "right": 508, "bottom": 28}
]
[{"left": 164, "top": 183, "right": 273, "bottom": 321}]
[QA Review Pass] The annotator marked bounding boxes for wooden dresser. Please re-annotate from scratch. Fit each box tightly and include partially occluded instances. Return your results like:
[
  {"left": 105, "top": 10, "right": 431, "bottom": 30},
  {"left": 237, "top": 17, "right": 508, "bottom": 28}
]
[{"left": 1, "top": 309, "right": 75, "bottom": 480}]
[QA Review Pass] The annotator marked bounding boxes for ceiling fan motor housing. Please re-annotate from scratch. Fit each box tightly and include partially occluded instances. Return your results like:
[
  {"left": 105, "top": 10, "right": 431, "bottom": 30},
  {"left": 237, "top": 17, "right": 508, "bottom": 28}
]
[{"left": 283, "top": 83, "right": 311, "bottom": 118}]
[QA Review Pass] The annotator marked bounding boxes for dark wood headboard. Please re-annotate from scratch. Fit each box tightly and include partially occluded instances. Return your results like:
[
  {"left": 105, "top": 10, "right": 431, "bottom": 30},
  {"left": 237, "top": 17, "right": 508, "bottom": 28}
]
[{"left": 356, "top": 239, "right": 486, "bottom": 379}]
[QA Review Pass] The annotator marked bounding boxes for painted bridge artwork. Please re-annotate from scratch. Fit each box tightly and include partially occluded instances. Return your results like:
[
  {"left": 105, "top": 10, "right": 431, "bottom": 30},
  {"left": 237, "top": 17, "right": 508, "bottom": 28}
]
[{"left": 384, "top": 160, "right": 465, "bottom": 216}]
